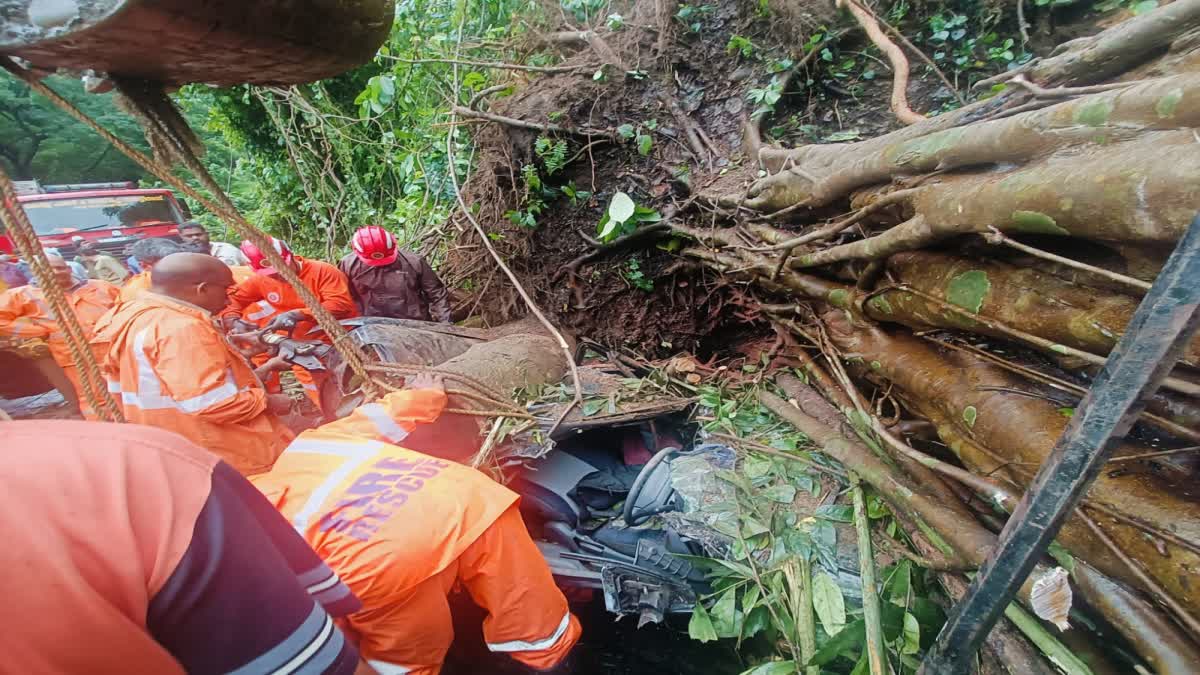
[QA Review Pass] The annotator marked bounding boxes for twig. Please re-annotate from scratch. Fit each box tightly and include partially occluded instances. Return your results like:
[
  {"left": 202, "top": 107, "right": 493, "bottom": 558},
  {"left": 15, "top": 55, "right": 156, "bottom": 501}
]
[
  {"left": 554, "top": 221, "right": 673, "bottom": 281},
  {"left": 1007, "top": 73, "right": 1142, "bottom": 99},
  {"left": 750, "top": 187, "right": 921, "bottom": 280},
  {"left": 1002, "top": 603, "right": 1093, "bottom": 675},
  {"left": 468, "top": 83, "right": 513, "bottom": 111},
  {"left": 450, "top": 105, "right": 614, "bottom": 138},
  {"left": 1106, "top": 445, "right": 1200, "bottom": 464},
  {"left": 982, "top": 227, "right": 1151, "bottom": 293},
  {"left": 878, "top": 13, "right": 966, "bottom": 105},
  {"left": 387, "top": 56, "right": 597, "bottom": 73},
  {"left": 1016, "top": 0, "right": 1030, "bottom": 48},
  {"left": 446, "top": 35, "right": 583, "bottom": 440},
  {"left": 836, "top": 0, "right": 924, "bottom": 124},
  {"left": 922, "top": 336, "right": 1200, "bottom": 445},
  {"left": 1081, "top": 512, "right": 1200, "bottom": 639},
  {"left": 707, "top": 431, "right": 848, "bottom": 479},
  {"left": 888, "top": 285, "right": 1200, "bottom": 398},
  {"left": 786, "top": 558, "right": 819, "bottom": 675},
  {"left": 852, "top": 473, "right": 889, "bottom": 675}
]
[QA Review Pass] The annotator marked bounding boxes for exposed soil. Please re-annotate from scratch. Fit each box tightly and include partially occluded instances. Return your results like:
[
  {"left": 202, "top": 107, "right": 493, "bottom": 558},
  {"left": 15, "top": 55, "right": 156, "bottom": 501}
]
[{"left": 441, "top": 0, "right": 1084, "bottom": 356}]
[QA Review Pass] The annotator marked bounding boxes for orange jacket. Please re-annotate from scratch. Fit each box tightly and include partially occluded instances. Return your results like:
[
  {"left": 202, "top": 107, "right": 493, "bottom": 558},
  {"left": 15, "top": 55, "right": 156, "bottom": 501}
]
[
  {"left": 0, "top": 280, "right": 120, "bottom": 369},
  {"left": 121, "top": 270, "right": 152, "bottom": 301},
  {"left": 251, "top": 388, "right": 518, "bottom": 599},
  {"left": 222, "top": 256, "right": 357, "bottom": 340},
  {"left": 92, "top": 292, "right": 294, "bottom": 475}
]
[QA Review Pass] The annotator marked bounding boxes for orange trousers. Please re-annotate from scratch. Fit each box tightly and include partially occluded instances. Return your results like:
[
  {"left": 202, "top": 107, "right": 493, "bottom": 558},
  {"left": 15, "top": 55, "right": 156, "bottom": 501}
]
[{"left": 350, "top": 505, "right": 582, "bottom": 675}]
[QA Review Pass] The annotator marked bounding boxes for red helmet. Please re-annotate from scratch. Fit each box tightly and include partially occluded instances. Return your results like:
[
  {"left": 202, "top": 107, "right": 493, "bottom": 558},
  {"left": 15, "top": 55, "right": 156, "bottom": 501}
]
[
  {"left": 351, "top": 225, "right": 398, "bottom": 267},
  {"left": 240, "top": 237, "right": 294, "bottom": 276}
]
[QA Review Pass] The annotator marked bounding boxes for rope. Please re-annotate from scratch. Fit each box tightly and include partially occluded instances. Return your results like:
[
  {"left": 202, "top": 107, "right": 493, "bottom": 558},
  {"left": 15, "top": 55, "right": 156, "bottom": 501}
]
[
  {"left": 0, "top": 167, "right": 124, "bottom": 421},
  {"left": 0, "top": 59, "right": 381, "bottom": 400}
]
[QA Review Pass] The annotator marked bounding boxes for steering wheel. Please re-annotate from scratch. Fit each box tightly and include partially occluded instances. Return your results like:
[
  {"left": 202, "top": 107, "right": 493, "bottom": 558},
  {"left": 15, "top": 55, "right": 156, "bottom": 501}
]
[{"left": 623, "top": 446, "right": 682, "bottom": 526}]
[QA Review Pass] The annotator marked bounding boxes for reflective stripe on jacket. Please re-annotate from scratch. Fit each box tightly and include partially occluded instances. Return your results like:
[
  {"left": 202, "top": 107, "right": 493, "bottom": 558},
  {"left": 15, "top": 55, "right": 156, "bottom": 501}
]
[
  {"left": 250, "top": 388, "right": 519, "bottom": 601},
  {"left": 92, "top": 292, "right": 294, "bottom": 475}
]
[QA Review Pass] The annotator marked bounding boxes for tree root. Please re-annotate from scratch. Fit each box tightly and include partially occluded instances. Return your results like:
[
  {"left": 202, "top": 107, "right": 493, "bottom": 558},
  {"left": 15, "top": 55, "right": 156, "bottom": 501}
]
[
  {"left": 553, "top": 221, "right": 672, "bottom": 281},
  {"left": 818, "top": 316, "right": 1200, "bottom": 614},
  {"left": 836, "top": 0, "right": 923, "bottom": 124},
  {"left": 738, "top": 72, "right": 1200, "bottom": 211},
  {"left": 790, "top": 128, "right": 1200, "bottom": 265},
  {"left": 1026, "top": 0, "right": 1200, "bottom": 87}
]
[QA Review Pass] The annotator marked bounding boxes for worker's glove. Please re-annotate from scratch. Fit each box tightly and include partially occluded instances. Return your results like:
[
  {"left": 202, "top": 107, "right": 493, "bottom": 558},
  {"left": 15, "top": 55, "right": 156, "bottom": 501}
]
[{"left": 262, "top": 309, "right": 307, "bottom": 334}]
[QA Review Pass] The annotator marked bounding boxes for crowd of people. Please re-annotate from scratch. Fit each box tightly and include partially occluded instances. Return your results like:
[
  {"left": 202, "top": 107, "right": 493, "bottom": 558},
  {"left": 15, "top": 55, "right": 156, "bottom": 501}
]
[{"left": 0, "top": 224, "right": 580, "bottom": 674}]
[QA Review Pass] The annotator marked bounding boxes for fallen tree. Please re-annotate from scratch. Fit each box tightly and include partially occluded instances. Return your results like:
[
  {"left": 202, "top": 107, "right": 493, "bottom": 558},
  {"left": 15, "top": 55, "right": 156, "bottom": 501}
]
[{"left": 426, "top": 0, "right": 1200, "bottom": 669}]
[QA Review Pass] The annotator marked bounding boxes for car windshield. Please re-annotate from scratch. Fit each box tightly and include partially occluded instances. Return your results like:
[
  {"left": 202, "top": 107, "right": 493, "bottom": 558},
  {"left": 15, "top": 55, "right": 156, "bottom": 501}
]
[{"left": 21, "top": 194, "right": 179, "bottom": 235}]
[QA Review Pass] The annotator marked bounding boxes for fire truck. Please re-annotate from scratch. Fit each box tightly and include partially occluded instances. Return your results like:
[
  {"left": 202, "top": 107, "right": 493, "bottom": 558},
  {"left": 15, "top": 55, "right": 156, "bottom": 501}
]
[{"left": 1, "top": 180, "right": 188, "bottom": 258}]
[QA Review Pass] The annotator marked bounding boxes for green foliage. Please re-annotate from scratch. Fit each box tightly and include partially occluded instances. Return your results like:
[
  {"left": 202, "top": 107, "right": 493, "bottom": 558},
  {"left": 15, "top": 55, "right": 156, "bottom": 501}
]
[
  {"left": 596, "top": 191, "right": 661, "bottom": 242},
  {"left": 687, "top": 386, "right": 947, "bottom": 669},
  {"left": 616, "top": 121, "right": 656, "bottom": 157},
  {"left": 675, "top": 3, "right": 714, "bottom": 33},
  {"left": 624, "top": 258, "right": 653, "bottom": 291},
  {"left": 726, "top": 35, "right": 757, "bottom": 59},
  {"left": 921, "top": 10, "right": 1033, "bottom": 90},
  {"left": 172, "top": 0, "right": 538, "bottom": 256},
  {"left": 534, "top": 136, "right": 569, "bottom": 175},
  {"left": 0, "top": 76, "right": 150, "bottom": 183}
]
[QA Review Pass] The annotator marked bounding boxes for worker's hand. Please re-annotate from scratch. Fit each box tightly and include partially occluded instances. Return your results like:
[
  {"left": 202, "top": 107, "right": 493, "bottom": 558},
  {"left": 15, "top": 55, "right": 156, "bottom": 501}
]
[
  {"left": 406, "top": 372, "right": 445, "bottom": 393},
  {"left": 262, "top": 309, "right": 307, "bottom": 334},
  {"left": 266, "top": 393, "right": 294, "bottom": 416},
  {"left": 253, "top": 354, "right": 291, "bottom": 380}
]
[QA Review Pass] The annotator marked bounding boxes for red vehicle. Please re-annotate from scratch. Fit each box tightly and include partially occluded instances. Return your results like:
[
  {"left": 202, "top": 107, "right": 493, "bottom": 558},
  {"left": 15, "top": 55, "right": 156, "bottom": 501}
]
[{"left": 0, "top": 181, "right": 188, "bottom": 257}]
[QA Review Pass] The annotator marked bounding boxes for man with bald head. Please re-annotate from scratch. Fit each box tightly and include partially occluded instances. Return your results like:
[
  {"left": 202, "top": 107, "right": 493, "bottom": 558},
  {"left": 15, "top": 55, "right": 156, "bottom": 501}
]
[
  {"left": 93, "top": 252, "right": 295, "bottom": 475},
  {"left": 0, "top": 254, "right": 121, "bottom": 417}
]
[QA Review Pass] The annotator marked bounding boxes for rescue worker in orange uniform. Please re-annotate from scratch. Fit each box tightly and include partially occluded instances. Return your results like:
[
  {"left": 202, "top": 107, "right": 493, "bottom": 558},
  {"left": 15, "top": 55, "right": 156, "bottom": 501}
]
[
  {"left": 251, "top": 373, "right": 582, "bottom": 674},
  {"left": 0, "top": 254, "right": 120, "bottom": 417},
  {"left": 222, "top": 237, "right": 358, "bottom": 410},
  {"left": 121, "top": 237, "right": 185, "bottom": 301},
  {"left": 93, "top": 252, "right": 296, "bottom": 476}
]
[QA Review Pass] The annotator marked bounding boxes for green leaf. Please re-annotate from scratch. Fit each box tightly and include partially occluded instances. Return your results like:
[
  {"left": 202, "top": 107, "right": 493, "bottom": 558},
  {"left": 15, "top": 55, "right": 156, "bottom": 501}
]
[
  {"left": 689, "top": 602, "right": 719, "bottom": 642},
  {"left": 901, "top": 612, "right": 921, "bottom": 654},
  {"left": 816, "top": 504, "right": 854, "bottom": 523},
  {"left": 742, "top": 605, "right": 771, "bottom": 640},
  {"left": 1132, "top": 0, "right": 1158, "bottom": 14},
  {"left": 581, "top": 398, "right": 606, "bottom": 416},
  {"left": 597, "top": 213, "right": 619, "bottom": 240},
  {"left": 740, "top": 661, "right": 796, "bottom": 675},
  {"left": 886, "top": 559, "right": 912, "bottom": 605},
  {"left": 743, "top": 456, "right": 773, "bottom": 479},
  {"left": 763, "top": 484, "right": 797, "bottom": 503},
  {"left": 616, "top": 123, "right": 636, "bottom": 139},
  {"left": 637, "top": 133, "right": 654, "bottom": 156},
  {"left": 812, "top": 571, "right": 847, "bottom": 637},
  {"left": 809, "top": 619, "right": 865, "bottom": 665},
  {"left": 710, "top": 587, "right": 741, "bottom": 637},
  {"left": 741, "top": 515, "right": 770, "bottom": 538},
  {"left": 608, "top": 191, "right": 636, "bottom": 224},
  {"left": 866, "top": 494, "right": 889, "bottom": 519}
]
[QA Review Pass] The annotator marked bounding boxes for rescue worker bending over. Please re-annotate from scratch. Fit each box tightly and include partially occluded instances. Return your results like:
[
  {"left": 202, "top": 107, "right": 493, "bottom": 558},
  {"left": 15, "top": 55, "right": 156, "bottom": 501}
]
[
  {"left": 93, "top": 252, "right": 295, "bottom": 475},
  {"left": 339, "top": 225, "right": 452, "bottom": 322},
  {"left": 0, "top": 254, "right": 120, "bottom": 417},
  {"left": 1, "top": 420, "right": 371, "bottom": 674},
  {"left": 251, "top": 373, "right": 582, "bottom": 674},
  {"left": 223, "top": 236, "right": 358, "bottom": 409},
  {"left": 121, "top": 237, "right": 185, "bottom": 301}
]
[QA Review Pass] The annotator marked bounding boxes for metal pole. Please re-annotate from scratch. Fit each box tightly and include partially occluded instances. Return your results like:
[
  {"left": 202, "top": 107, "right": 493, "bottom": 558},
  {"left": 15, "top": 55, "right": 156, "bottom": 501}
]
[{"left": 920, "top": 213, "right": 1200, "bottom": 674}]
